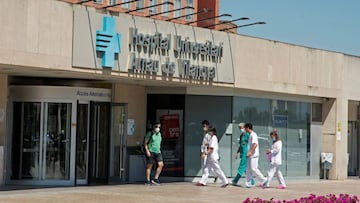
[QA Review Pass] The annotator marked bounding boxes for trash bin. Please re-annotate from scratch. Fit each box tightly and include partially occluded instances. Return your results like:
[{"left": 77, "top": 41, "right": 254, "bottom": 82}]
[{"left": 320, "top": 152, "right": 333, "bottom": 179}]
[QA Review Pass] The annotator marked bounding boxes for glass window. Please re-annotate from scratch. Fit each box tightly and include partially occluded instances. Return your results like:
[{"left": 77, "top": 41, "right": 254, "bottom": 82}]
[
  {"left": 94, "top": 0, "right": 103, "bottom": 3},
  {"left": 184, "top": 95, "right": 232, "bottom": 177},
  {"left": 312, "top": 103, "right": 322, "bottom": 122},
  {"left": 174, "top": 0, "right": 181, "bottom": 18},
  {"left": 149, "top": 0, "right": 157, "bottom": 15},
  {"left": 185, "top": 0, "right": 193, "bottom": 21},
  {"left": 161, "top": 0, "right": 170, "bottom": 17},
  {"left": 136, "top": 0, "right": 145, "bottom": 11},
  {"left": 232, "top": 97, "right": 311, "bottom": 178},
  {"left": 121, "top": 0, "right": 130, "bottom": 9},
  {"left": 109, "top": 0, "right": 117, "bottom": 5}
]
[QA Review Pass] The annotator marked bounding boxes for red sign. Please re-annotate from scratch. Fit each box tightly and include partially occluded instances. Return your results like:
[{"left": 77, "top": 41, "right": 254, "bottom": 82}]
[{"left": 161, "top": 114, "right": 180, "bottom": 139}]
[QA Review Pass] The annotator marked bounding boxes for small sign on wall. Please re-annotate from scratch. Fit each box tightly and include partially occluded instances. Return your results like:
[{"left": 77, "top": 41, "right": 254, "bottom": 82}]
[
  {"left": 127, "top": 119, "right": 135, "bottom": 136},
  {"left": 0, "top": 108, "right": 4, "bottom": 123}
]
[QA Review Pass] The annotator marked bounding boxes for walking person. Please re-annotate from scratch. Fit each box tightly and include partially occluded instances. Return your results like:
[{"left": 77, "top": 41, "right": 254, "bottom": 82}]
[
  {"left": 200, "top": 120, "right": 218, "bottom": 182},
  {"left": 144, "top": 121, "right": 163, "bottom": 186},
  {"left": 244, "top": 123, "right": 267, "bottom": 188},
  {"left": 197, "top": 127, "right": 229, "bottom": 187},
  {"left": 263, "top": 131, "right": 287, "bottom": 189},
  {"left": 200, "top": 120, "right": 211, "bottom": 169},
  {"left": 232, "top": 123, "right": 254, "bottom": 186}
]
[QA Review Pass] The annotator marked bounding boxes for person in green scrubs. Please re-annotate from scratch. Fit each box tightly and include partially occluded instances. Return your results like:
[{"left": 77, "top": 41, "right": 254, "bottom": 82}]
[{"left": 232, "top": 122, "right": 254, "bottom": 186}]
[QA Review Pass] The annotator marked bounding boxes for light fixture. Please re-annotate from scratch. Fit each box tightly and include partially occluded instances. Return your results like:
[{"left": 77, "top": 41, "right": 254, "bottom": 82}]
[
  {"left": 185, "top": 13, "right": 232, "bottom": 25},
  {"left": 76, "top": 0, "right": 96, "bottom": 4},
  {"left": 125, "top": 1, "right": 174, "bottom": 14},
  {"left": 102, "top": 0, "right": 140, "bottom": 9},
  {"left": 204, "top": 17, "right": 250, "bottom": 29},
  {"left": 166, "top": 8, "right": 210, "bottom": 21},
  {"left": 219, "top": 21, "right": 266, "bottom": 32},
  {"left": 146, "top": 6, "right": 194, "bottom": 17}
]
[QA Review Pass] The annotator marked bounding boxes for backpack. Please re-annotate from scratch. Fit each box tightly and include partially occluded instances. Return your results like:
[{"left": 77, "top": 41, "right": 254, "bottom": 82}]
[{"left": 141, "top": 131, "right": 154, "bottom": 154}]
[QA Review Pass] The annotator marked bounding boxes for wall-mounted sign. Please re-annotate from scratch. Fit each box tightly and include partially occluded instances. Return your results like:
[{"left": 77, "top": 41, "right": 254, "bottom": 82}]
[
  {"left": 72, "top": 9, "right": 235, "bottom": 84},
  {"left": 127, "top": 28, "right": 222, "bottom": 80},
  {"left": 96, "top": 16, "right": 121, "bottom": 68},
  {"left": 127, "top": 119, "right": 135, "bottom": 136},
  {"left": 0, "top": 108, "right": 4, "bottom": 123}
]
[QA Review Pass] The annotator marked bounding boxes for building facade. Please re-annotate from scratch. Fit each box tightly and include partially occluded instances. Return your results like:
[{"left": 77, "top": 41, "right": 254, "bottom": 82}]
[{"left": 0, "top": 0, "right": 359, "bottom": 186}]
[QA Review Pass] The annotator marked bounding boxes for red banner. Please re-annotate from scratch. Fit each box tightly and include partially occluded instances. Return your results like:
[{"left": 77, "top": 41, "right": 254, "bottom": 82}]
[{"left": 161, "top": 114, "right": 180, "bottom": 139}]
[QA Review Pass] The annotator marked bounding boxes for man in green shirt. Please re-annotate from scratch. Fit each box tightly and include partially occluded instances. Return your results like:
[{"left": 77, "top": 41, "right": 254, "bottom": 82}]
[{"left": 144, "top": 121, "right": 163, "bottom": 186}]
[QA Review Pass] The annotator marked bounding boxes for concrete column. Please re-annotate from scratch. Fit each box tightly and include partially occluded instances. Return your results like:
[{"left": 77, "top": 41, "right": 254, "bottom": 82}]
[
  {"left": 334, "top": 97, "right": 348, "bottom": 179},
  {"left": 0, "top": 74, "right": 8, "bottom": 185},
  {"left": 322, "top": 97, "right": 348, "bottom": 180},
  {"left": 113, "top": 83, "right": 146, "bottom": 147}
]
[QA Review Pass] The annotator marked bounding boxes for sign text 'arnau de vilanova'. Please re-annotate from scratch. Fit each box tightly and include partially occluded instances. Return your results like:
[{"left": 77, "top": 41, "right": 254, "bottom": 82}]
[{"left": 128, "top": 28, "right": 223, "bottom": 80}]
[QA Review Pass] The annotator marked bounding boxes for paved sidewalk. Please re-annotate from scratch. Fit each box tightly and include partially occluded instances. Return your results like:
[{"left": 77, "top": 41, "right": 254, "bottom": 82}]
[{"left": 0, "top": 179, "right": 359, "bottom": 203}]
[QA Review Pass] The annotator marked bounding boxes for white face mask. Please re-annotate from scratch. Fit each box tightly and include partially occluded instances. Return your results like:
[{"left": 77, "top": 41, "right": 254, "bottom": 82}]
[
  {"left": 203, "top": 127, "right": 208, "bottom": 132},
  {"left": 240, "top": 128, "right": 245, "bottom": 133},
  {"left": 155, "top": 127, "right": 160, "bottom": 133}
]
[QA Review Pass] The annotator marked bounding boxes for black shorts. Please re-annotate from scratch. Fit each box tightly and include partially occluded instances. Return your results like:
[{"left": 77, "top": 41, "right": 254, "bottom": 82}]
[{"left": 146, "top": 152, "right": 163, "bottom": 164}]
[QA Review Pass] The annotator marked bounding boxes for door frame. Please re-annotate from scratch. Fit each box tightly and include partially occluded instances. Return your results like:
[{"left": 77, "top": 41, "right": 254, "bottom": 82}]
[
  {"left": 75, "top": 100, "right": 90, "bottom": 185},
  {"left": 108, "top": 103, "right": 128, "bottom": 184},
  {"left": 6, "top": 99, "right": 76, "bottom": 186},
  {"left": 6, "top": 86, "right": 111, "bottom": 186},
  {"left": 88, "top": 101, "right": 111, "bottom": 185}
]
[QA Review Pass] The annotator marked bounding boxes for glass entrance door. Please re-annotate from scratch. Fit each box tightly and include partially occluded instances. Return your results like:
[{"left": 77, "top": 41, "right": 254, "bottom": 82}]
[
  {"left": 76, "top": 102, "right": 89, "bottom": 184},
  {"left": 109, "top": 104, "right": 128, "bottom": 184},
  {"left": 12, "top": 102, "right": 41, "bottom": 180},
  {"left": 43, "top": 103, "right": 72, "bottom": 180},
  {"left": 11, "top": 102, "right": 72, "bottom": 182},
  {"left": 88, "top": 102, "right": 110, "bottom": 184}
]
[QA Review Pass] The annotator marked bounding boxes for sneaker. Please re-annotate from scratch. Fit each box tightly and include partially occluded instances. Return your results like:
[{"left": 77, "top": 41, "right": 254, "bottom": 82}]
[
  {"left": 151, "top": 179, "right": 161, "bottom": 186},
  {"left": 257, "top": 183, "right": 263, "bottom": 187},
  {"left": 262, "top": 181, "right": 268, "bottom": 189},
  {"left": 276, "top": 185, "right": 286, "bottom": 189},
  {"left": 231, "top": 181, "right": 237, "bottom": 186},
  {"left": 196, "top": 182, "right": 206, "bottom": 186},
  {"left": 214, "top": 177, "right": 218, "bottom": 183},
  {"left": 251, "top": 179, "right": 255, "bottom": 186},
  {"left": 145, "top": 180, "right": 152, "bottom": 186},
  {"left": 221, "top": 183, "right": 229, "bottom": 188},
  {"left": 245, "top": 183, "right": 253, "bottom": 188}
]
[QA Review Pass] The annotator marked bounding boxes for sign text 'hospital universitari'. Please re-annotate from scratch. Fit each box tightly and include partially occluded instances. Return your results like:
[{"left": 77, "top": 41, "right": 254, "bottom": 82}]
[{"left": 128, "top": 28, "right": 223, "bottom": 80}]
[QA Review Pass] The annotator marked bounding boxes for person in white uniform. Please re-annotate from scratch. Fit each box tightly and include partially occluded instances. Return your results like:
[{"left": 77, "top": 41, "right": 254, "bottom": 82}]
[
  {"left": 200, "top": 120, "right": 218, "bottom": 182},
  {"left": 197, "top": 127, "right": 229, "bottom": 188},
  {"left": 244, "top": 123, "right": 267, "bottom": 188},
  {"left": 263, "top": 131, "right": 286, "bottom": 189}
]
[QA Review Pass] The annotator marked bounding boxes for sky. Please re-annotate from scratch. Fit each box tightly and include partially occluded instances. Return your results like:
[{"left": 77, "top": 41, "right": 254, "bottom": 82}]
[{"left": 219, "top": 0, "right": 360, "bottom": 56}]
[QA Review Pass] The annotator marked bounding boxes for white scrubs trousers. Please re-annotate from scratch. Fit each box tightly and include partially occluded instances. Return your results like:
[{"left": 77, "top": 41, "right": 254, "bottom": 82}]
[
  {"left": 246, "top": 157, "right": 266, "bottom": 186},
  {"left": 199, "top": 158, "right": 228, "bottom": 185}
]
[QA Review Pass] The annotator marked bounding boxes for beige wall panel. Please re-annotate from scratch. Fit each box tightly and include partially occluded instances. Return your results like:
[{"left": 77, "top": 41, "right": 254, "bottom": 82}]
[
  {"left": 344, "top": 55, "right": 360, "bottom": 100},
  {"left": 322, "top": 98, "right": 336, "bottom": 134},
  {"left": 0, "top": 0, "right": 72, "bottom": 69},
  {"left": 209, "top": 30, "right": 234, "bottom": 83},
  {"left": 289, "top": 46, "right": 307, "bottom": 86},
  {"left": 0, "top": 74, "right": 7, "bottom": 185},
  {"left": 0, "top": 74, "right": 7, "bottom": 146},
  {"left": 233, "top": 35, "right": 343, "bottom": 97},
  {"left": 268, "top": 42, "right": 291, "bottom": 83},
  {"left": 113, "top": 84, "right": 146, "bottom": 146}
]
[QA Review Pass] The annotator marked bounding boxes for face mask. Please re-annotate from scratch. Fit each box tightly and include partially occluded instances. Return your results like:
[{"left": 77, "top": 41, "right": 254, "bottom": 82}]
[
  {"left": 272, "top": 138, "right": 276, "bottom": 142},
  {"left": 155, "top": 128, "right": 160, "bottom": 133},
  {"left": 203, "top": 127, "right": 208, "bottom": 132},
  {"left": 240, "top": 128, "right": 245, "bottom": 133}
]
